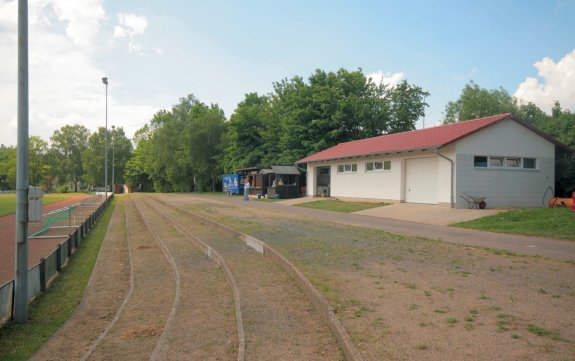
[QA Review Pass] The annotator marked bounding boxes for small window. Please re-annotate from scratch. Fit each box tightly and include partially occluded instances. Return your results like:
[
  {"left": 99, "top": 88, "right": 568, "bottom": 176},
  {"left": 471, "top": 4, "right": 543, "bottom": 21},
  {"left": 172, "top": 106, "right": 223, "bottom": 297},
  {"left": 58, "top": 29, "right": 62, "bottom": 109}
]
[
  {"left": 523, "top": 158, "right": 536, "bottom": 169},
  {"left": 474, "top": 156, "right": 488, "bottom": 168},
  {"left": 338, "top": 163, "right": 357, "bottom": 174},
  {"left": 366, "top": 160, "right": 391, "bottom": 172},
  {"left": 506, "top": 157, "right": 520, "bottom": 168},
  {"left": 489, "top": 157, "right": 504, "bottom": 167}
]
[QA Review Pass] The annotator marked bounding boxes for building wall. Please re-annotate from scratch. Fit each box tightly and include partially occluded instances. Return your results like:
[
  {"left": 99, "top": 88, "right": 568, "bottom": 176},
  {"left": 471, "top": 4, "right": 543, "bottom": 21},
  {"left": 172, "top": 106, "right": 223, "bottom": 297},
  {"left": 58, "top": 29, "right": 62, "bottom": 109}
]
[
  {"left": 330, "top": 156, "right": 402, "bottom": 200},
  {"left": 454, "top": 119, "right": 555, "bottom": 208},
  {"left": 308, "top": 149, "right": 450, "bottom": 203},
  {"left": 303, "top": 119, "right": 555, "bottom": 208},
  {"left": 306, "top": 165, "right": 316, "bottom": 196}
]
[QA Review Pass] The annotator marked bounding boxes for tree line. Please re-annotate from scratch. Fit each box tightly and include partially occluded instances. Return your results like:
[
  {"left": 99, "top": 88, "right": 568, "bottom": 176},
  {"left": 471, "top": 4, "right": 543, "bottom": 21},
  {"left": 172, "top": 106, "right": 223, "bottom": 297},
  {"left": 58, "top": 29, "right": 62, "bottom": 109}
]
[
  {"left": 124, "top": 68, "right": 429, "bottom": 192},
  {"left": 0, "top": 125, "right": 132, "bottom": 193},
  {"left": 0, "top": 69, "right": 573, "bottom": 196}
]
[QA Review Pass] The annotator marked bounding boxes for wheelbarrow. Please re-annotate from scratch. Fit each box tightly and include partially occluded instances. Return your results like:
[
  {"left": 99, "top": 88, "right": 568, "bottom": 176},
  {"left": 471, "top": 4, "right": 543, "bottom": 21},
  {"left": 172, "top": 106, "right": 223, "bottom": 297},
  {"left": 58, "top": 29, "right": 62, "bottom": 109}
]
[{"left": 460, "top": 193, "right": 487, "bottom": 209}]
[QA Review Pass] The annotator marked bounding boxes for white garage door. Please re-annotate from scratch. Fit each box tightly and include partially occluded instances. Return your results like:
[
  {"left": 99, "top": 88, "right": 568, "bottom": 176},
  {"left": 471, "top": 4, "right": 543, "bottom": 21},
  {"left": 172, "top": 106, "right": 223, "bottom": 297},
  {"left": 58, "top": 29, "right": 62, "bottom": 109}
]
[{"left": 405, "top": 157, "right": 438, "bottom": 204}]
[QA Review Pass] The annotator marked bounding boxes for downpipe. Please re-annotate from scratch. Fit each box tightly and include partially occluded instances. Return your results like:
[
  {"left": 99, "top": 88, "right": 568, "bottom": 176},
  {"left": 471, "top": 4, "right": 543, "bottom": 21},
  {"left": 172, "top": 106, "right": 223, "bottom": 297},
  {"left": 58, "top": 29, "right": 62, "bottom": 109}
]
[{"left": 435, "top": 147, "right": 455, "bottom": 208}]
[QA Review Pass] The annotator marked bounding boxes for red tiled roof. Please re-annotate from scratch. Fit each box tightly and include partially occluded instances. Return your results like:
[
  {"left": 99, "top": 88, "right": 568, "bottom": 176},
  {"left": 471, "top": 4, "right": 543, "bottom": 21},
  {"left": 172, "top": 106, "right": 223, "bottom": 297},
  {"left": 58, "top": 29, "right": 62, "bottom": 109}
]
[{"left": 296, "top": 113, "right": 513, "bottom": 164}]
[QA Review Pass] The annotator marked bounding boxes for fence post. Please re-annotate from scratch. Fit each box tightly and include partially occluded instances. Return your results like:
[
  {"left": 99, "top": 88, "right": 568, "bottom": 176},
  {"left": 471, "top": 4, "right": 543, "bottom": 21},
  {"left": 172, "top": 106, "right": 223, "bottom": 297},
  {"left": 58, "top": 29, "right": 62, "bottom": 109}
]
[
  {"left": 74, "top": 229, "right": 79, "bottom": 249},
  {"left": 56, "top": 244, "right": 62, "bottom": 272},
  {"left": 67, "top": 236, "right": 72, "bottom": 257},
  {"left": 39, "top": 258, "right": 46, "bottom": 291}
]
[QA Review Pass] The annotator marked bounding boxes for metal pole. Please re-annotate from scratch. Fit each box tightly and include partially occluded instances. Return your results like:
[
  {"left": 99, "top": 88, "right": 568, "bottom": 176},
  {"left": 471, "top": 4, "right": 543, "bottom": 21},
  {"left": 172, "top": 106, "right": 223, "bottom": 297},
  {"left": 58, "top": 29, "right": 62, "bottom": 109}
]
[
  {"left": 14, "top": 0, "right": 29, "bottom": 323},
  {"left": 102, "top": 77, "right": 108, "bottom": 201},
  {"left": 111, "top": 125, "right": 115, "bottom": 194}
]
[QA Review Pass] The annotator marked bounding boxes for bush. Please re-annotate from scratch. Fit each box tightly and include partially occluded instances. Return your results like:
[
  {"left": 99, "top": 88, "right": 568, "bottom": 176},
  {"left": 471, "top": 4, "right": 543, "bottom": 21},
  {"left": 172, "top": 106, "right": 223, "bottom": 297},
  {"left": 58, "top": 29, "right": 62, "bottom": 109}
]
[{"left": 57, "top": 185, "right": 69, "bottom": 193}]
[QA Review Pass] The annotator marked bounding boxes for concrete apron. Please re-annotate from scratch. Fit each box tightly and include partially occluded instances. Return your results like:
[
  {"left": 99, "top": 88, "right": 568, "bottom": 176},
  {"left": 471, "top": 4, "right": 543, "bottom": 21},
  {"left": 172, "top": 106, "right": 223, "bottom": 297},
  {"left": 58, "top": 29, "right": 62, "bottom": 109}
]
[{"left": 353, "top": 202, "right": 503, "bottom": 226}]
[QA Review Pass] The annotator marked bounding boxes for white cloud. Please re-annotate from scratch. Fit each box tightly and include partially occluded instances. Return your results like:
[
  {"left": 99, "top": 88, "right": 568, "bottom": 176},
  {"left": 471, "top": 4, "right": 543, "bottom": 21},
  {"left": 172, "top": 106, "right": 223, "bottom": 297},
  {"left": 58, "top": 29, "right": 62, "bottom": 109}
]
[
  {"left": 49, "top": 0, "right": 106, "bottom": 46},
  {"left": 153, "top": 47, "right": 164, "bottom": 55},
  {"left": 113, "top": 13, "right": 148, "bottom": 54},
  {"left": 514, "top": 49, "right": 575, "bottom": 112},
  {"left": 366, "top": 70, "right": 406, "bottom": 88},
  {"left": 0, "top": 1, "right": 159, "bottom": 146}
]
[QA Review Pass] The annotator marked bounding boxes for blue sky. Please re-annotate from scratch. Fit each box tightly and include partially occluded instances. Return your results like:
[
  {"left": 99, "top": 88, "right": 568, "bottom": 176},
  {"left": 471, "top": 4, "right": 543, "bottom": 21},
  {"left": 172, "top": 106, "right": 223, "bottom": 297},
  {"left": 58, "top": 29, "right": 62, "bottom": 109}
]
[{"left": 1, "top": 0, "right": 574, "bottom": 146}]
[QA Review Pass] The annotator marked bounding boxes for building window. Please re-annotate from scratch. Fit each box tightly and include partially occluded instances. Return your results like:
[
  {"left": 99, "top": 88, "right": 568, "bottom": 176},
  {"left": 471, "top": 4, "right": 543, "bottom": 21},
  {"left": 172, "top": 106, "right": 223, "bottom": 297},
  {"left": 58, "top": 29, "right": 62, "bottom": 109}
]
[
  {"left": 474, "top": 156, "right": 538, "bottom": 170},
  {"left": 337, "top": 163, "right": 357, "bottom": 173},
  {"left": 474, "top": 156, "right": 488, "bottom": 168},
  {"left": 506, "top": 157, "right": 520, "bottom": 168},
  {"left": 523, "top": 158, "right": 536, "bottom": 169},
  {"left": 489, "top": 157, "right": 504, "bottom": 167},
  {"left": 366, "top": 160, "right": 391, "bottom": 172}
]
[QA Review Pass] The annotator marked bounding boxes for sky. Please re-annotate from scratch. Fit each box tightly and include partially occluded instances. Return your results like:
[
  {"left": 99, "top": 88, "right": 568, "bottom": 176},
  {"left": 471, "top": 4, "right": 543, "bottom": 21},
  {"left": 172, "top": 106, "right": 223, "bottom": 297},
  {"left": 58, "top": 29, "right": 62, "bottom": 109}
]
[{"left": 0, "top": 0, "right": 574, "bottom": 147}]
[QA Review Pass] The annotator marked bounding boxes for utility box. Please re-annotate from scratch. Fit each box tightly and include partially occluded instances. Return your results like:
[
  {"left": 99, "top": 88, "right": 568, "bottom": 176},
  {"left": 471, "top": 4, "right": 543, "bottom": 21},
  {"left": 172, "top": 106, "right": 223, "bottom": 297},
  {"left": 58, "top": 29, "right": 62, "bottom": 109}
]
[{"left": 28, "top": 186, "right": 44, "bottom": 222}]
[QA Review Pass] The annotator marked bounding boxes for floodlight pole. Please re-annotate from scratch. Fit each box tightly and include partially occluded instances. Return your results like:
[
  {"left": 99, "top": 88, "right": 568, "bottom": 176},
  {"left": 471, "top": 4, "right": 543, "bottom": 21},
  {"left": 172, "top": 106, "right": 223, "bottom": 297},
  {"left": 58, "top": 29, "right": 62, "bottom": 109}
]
[
  {"left": 111, "top": 125, "right": 115, "bottom": 194},
  {"left": 14, "top": 0, "right": 29, "bottom": 323},
  {"left": 102, "top": 77, "right": 108, "bottom": 200}
]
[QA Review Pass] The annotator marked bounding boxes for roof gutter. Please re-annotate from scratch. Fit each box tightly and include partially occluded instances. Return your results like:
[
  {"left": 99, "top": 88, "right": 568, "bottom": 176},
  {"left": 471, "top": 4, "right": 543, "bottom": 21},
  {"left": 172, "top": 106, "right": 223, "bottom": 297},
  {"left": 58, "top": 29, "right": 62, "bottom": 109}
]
[
  {"left": 435, "top": 147, "right": 455, "bottom": 208},
  {"left": 299, "top": 145, "right": 444, "bottom": 165}
]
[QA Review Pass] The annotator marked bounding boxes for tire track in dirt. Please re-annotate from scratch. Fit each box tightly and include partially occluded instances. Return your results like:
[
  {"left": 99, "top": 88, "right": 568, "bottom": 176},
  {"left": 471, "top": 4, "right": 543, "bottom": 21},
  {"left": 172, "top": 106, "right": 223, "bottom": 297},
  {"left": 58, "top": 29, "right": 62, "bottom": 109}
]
[{"left": 144, "top": 195, "right": 342, "bottom": 361}]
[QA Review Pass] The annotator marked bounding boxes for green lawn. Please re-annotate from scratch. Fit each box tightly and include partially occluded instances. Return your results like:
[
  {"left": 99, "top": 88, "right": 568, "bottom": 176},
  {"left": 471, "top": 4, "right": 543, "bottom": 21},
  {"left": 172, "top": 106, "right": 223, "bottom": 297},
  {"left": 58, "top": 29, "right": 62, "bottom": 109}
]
[
  {"left": 0, "top": 193, "right": 83, "bottom": 217},
  {"left": 0, "top": 198, "right": 117, "bottom": 361},
  {"left": 295, "top": 199, "right": 390, "bottom": 213},
  {"left": 452, "top": 207, "right": 575, "bottom": 241}
]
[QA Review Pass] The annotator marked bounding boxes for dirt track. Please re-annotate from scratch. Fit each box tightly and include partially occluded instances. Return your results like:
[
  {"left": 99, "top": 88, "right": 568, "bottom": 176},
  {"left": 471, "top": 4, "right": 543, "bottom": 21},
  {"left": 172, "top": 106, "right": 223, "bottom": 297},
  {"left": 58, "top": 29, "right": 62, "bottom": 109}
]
[
  {"left": 161, "top": 193, "right": 575, "bottom": 361},
  {"left": 33, "top": 193, "right": 575, "bottom": 360},
  {"left": 33, "top": 195, "right": 341, "bottom": 360}
]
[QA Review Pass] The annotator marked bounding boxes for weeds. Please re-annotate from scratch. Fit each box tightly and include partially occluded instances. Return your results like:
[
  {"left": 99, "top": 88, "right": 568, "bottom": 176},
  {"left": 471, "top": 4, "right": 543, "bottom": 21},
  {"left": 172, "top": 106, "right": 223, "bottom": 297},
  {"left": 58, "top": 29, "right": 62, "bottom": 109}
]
[
  {"left": 446, "top": 318, "right": 458, "bottom": 325},
  {"left": 527, "top": 324, "right": 560, "bottom": 340}
]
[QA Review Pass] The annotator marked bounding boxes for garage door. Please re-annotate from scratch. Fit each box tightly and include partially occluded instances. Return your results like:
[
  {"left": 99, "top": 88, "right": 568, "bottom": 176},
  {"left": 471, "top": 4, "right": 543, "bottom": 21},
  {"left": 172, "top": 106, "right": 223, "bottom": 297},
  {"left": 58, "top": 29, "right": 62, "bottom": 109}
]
[{"left": 405, "top": 157, "right": 438, "bottom": 204}]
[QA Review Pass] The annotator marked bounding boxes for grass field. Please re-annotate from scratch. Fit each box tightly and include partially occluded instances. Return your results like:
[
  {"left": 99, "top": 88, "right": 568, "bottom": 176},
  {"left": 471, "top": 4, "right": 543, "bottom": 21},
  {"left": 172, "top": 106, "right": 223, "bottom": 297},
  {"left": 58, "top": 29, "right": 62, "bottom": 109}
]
[
  {"left": 0, "top": 193, "right": 85, "bottom": 217},
  {"left": 295, "top": 199, "right": 390, "bottom": 213},
  {"left": 452, "top": 207, "right": 575, "bottom": 241},
  {"left": 0, "top": 198, "right": 117, "bottom": 361}
]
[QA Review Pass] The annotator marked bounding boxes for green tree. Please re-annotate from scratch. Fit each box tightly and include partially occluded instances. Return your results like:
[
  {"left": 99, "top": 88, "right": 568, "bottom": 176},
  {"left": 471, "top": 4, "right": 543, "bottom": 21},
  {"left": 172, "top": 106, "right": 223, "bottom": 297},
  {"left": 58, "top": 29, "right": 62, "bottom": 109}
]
[
  {"left": 389, "top": 80, "right": 429, "bottom": 132},
  {"left": 124, "top": 125, "right": 155, "bottom": 192},
  {"left": 222, "top": 93, "right": 270, "bottom": 172},
  {"left": 185, "top": 103, "right": 227, "bottom": 191},
  {"left": 110, "top": 126, "right": 133, "bottom": 187},
  {"left": 29, "top": 136, "right": 48, "bottom": 187},
  {"left": 0, "top": 145, "right": 17, "bottom": 190},
  {"left": 49, "top": 124, "right": 90, "bottom": 192},
  {"left": 269, "top": 68, "right": 428, "bottom": 164},
  {"left": 537, "top": 103, "right": 575, "bottom": 196},
  {"left": 443, "top": 81, "right": 517, "bottom": 123},
  {"left": 81, "top": 126, "right": 132, "bottom": 190}
]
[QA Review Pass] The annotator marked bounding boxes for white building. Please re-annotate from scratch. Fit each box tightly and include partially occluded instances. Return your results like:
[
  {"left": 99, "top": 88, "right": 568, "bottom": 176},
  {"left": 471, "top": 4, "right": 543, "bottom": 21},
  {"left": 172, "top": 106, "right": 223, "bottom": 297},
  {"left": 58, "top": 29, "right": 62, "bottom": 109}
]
[{"left": 296, "top": 113, "right": 568, "bottom": 208}]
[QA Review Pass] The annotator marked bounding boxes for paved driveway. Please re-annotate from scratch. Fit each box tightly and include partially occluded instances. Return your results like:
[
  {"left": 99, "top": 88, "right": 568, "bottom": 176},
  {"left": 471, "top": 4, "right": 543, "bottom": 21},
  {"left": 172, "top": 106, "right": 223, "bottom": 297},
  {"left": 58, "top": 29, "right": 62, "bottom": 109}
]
[{"left": 353, "top": 202, "right": 503, "bottom": 226}]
